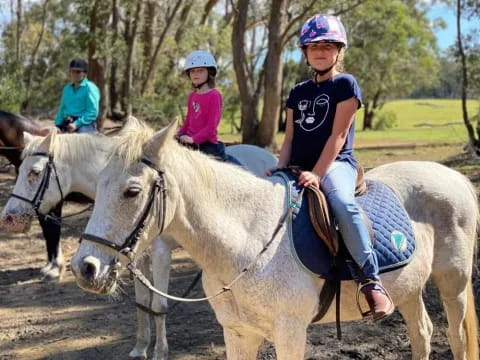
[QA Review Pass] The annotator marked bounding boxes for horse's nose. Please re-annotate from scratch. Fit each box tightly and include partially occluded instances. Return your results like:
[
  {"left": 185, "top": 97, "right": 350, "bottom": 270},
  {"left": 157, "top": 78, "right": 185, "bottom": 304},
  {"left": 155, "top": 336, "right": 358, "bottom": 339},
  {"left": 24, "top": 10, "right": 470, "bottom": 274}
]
[{"left": 80, "top": 256, "right": 101, "bottom": 281}]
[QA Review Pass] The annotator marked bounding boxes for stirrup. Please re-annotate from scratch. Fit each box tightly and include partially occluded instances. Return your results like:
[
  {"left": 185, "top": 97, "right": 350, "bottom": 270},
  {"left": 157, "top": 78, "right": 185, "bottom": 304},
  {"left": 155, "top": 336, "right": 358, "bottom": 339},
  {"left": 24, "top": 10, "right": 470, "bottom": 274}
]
[{"left": 356, "top": 279, "right": 394, "bottom": 320}]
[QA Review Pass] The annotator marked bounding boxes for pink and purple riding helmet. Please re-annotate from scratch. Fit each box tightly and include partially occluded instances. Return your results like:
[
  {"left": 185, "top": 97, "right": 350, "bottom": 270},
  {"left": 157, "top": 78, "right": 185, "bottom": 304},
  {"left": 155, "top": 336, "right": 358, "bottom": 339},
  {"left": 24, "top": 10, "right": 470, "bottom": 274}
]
[{"left": 299, "top": 14, "right": 348, "bottom": 48}]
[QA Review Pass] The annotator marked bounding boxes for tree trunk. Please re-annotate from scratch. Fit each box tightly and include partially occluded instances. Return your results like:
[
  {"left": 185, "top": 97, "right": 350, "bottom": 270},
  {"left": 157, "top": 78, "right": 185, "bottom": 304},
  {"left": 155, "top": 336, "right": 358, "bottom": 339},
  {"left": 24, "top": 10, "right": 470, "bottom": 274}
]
[
  {"left": 142, "top": 0, "right": 157, "bottom": 78},
  {"left": 124, "top": 0, "right": 144, "bottom": 116},
  {"left": 232, "top": 0, "right": 259, "bottom": 144},
  {"left": 87, "top": 0, "right": 110, "bottom": 129},
  {"left": 174, "top": 0, "right": 194, "bottom": 44},
  {"left": 15, "top": 0, "right": 22, "bottom": 65},
  {"left": 21, "top": 0, "right": 50, "bottom": 111},
  {"left": 456, "top": 0, "right": 477, "bottom": 148},
  {"left": 256, "top": 0, "right": 288, "bottom": 148},
  {"left": 109, "top": 0, "right": 123, "bottom": 119},
  {"left": 362, "top": 102, "right": 372, "bottom": 130}
]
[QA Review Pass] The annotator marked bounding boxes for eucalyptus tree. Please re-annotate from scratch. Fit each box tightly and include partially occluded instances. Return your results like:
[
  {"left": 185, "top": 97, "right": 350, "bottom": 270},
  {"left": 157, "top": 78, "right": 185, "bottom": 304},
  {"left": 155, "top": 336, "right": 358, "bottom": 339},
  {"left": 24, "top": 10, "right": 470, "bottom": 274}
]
[
  {"left": 344, "top": 0, "right": 439, "bottom": 129},
  {"left": 232, "top": 0, "right": 367, "bottom": 147}
]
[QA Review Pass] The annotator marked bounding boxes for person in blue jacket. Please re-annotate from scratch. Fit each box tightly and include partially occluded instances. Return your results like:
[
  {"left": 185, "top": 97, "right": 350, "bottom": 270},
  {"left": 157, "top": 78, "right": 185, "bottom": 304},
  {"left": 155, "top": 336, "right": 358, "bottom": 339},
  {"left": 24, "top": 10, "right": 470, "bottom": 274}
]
[{"left": 54, "top": 58, "right": 99, "bottom": 133}]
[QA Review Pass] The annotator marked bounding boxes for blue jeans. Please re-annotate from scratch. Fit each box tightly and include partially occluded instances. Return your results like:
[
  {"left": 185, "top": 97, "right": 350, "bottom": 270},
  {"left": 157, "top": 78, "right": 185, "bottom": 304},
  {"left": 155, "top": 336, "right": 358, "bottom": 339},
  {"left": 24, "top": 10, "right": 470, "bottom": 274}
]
[
  {"left": 320, "top": 161, "right": 379, "bottom": 281},
  {"left": 76, "top": 122, "right": 96, "bottom": 133}
]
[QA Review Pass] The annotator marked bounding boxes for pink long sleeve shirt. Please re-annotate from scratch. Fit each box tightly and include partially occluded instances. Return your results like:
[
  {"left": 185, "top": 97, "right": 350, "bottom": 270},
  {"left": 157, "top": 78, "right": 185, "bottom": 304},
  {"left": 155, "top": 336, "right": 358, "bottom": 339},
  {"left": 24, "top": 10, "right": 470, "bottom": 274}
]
[{"left": 178, "top": 89, "right": 222, "bottom": 145}]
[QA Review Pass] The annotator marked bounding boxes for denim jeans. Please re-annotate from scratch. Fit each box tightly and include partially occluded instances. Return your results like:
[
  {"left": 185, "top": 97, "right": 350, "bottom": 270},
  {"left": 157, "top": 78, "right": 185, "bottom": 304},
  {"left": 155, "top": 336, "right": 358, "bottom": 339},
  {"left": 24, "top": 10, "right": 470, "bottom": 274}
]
[
  {"left": 76, "top": 122, "right": 97, "bottom": 133},
  {"left": 199, "top": 141, "right": 227, "bottom": 161},
  {"left": 320, "top": 161, "right": 379, "bottom": 281}
]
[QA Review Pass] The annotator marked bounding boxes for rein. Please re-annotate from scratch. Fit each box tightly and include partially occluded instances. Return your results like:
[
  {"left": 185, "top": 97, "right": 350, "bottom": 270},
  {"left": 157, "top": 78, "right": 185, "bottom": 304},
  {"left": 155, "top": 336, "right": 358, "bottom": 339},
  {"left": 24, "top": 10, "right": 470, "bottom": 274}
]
[
  {"left": 81, "top": 158, "right": 302, "bottom": 303},
  {"left": 0, "top": 146, "right": 23, "bottom": 150}
]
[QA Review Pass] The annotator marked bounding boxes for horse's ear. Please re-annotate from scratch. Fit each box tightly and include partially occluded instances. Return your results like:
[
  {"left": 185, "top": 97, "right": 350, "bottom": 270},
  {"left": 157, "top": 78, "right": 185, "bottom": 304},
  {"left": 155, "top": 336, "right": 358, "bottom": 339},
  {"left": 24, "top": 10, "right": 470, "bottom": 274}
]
[
  {"left": 23, "top": 131, "right": 34, "bottom": 145},
  {"left": 145, "top": 119, "right": 178, "bottom": 157},
  {"left": 118, "top": 115, "right": 141, "bottom": 135},
  {"left": 38, "top": 128, "right": 58, "bottom": 153}
]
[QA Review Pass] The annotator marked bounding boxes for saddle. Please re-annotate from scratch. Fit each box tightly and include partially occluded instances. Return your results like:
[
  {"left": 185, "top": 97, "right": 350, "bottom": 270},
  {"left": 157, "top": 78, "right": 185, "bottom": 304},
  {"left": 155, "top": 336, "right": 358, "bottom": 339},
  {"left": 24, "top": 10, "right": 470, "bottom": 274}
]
[{"left": 305, "top": 165, "right": 369, "bottom": 256}]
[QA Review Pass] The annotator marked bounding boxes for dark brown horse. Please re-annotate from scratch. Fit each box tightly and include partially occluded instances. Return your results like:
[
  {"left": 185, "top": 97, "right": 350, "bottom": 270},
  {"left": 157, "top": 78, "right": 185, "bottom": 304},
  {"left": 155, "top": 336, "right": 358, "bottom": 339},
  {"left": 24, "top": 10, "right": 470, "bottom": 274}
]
[
  {"left": 0, "top": 110, "right": 50, "bottom": 171},
  {"left": 0, "top": 110, "right": 64, "bottom": 280}
]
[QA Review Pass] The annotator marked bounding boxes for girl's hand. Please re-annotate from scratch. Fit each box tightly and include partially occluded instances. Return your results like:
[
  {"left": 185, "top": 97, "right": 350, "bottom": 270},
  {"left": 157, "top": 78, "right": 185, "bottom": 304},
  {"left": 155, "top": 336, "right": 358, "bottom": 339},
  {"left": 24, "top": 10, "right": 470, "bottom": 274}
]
[
  {"left": 297, "top": 171, "right": 321, "bottom": 188},
  {"left": 179, "top": 135, "right": 194, "bottom": 144}
]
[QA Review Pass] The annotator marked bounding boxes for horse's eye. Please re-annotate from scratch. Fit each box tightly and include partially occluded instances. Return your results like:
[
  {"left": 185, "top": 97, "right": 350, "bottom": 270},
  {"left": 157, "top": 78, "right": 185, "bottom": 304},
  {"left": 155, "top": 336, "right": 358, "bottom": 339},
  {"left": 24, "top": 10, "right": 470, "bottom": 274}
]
[
  {"left": 29, "top": 169, "right": 41, "bottom": 177},
  {"left": 124, "top": 187, "right": 141, "bottom": 198}
]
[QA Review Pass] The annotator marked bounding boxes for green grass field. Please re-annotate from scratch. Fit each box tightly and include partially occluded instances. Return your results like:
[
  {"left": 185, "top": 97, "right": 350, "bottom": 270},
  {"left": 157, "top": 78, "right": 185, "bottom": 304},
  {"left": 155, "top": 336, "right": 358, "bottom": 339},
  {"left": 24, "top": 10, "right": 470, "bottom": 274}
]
[
  {"left": 355, "top": 99, "right": 479, "bottom": 147},
  {"left": 219, "top": 98, "right": 479, "bottom": 148}
]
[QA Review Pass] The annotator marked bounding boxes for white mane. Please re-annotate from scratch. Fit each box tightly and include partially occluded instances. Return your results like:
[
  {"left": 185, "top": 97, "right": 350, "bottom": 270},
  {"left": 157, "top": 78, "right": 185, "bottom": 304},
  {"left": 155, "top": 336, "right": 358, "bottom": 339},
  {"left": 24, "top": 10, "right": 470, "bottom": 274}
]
[{"left": 23, "top": 133, "right": 115, "bottom": 163}]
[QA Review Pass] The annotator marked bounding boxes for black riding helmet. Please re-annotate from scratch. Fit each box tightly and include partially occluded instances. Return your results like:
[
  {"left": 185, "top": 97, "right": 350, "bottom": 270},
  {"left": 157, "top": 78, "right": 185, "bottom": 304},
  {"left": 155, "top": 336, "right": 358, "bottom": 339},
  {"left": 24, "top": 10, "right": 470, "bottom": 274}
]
[{"left": 69, "top": 58, "right": 88, "bottom": 73}]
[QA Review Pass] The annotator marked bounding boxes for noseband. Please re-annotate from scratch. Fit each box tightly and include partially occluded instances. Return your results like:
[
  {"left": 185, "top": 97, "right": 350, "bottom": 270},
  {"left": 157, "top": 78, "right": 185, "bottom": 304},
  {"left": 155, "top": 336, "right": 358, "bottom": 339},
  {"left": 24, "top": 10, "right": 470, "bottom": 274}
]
[
  {"left": 80, "top": 157, "right": 167, "bottom": 260},
  {"left": 10, "top": 152, "right": 64, "bottom": 217}
]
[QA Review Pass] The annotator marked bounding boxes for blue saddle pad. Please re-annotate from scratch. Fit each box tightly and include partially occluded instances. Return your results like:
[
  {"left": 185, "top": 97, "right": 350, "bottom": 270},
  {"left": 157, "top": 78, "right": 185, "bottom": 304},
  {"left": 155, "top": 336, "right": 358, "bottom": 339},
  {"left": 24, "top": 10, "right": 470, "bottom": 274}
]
[
  {"left": 226, "top": 154, "right": 244, "bottom": 168},
  {"left": 274, "top": 172, "right": 416, "bottom": 280}
]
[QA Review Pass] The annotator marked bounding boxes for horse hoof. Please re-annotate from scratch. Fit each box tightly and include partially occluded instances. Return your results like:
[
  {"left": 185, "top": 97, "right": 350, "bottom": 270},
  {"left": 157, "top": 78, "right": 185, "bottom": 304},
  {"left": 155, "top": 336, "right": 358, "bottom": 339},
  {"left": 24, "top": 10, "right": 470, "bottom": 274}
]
[
  {"left": 128, "top": 349, "right": 147, "bottom": 359},
  {"left": 39, "top": 262, "right": 53, "bottom": 275},
  {"left": 42, "top": 265, "right": 62, "bottom": 282}
]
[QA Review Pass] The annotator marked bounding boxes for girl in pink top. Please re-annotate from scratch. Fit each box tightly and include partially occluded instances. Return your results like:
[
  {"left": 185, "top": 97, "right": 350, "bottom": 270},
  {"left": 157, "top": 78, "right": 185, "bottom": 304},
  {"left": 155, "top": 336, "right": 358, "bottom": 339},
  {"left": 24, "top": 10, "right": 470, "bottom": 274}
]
[{"left": 177, "top": 50, "right": 226, "bottom": 160}]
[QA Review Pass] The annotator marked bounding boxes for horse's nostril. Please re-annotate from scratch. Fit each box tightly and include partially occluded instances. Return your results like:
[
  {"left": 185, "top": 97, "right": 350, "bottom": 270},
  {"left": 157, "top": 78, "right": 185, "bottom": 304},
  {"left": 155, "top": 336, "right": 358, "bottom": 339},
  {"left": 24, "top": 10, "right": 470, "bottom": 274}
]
[{"left": 81, "top": 261, "right": 97, "bottom": 281}]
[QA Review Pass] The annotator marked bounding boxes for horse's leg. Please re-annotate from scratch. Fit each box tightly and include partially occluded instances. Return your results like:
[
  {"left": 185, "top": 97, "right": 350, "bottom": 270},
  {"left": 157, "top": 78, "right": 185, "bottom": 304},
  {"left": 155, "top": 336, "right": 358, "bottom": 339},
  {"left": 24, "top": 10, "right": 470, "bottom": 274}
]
[
  {"left": 130, "top": 254, "right": 152, "bottom": 360},
  {"left": 431, "top": 227, "right": 479, "bottom": 360},
  {"left": 273, "top": 316, "right": 307, "bottom": 360},
  {"left": 433, "top": 272, "right": 478, "bottom": 360},
  {"left": 150, "top": 238, "right": 173, "bottom": 360},
  {"left": 38, "top": 203, "right": 64, "bottom": 280},
  {"left": 223, "top": 327, "right": 263, "bottom": 360},
  {"left": 397, "top": 291, "right": 433, "bottom": 360}
]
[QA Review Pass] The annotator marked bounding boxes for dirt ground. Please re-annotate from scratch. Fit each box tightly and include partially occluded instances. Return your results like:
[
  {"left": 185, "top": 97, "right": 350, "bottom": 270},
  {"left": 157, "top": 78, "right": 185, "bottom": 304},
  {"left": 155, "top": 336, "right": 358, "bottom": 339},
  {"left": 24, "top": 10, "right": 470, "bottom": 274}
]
[{"left": 1, "top": 149, "right": 479, "bottom": 360}]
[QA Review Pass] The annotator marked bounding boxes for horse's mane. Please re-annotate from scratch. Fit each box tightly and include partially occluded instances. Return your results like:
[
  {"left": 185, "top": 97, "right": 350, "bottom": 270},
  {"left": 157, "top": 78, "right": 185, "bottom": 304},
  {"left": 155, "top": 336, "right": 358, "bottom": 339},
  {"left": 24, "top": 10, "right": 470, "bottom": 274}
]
[
  {"left": 107, "top": 119, "right": 157, "bottom": 168},
  {"left": 23, "top": 133, "right": 114, "bottom": 163},
  {"left": 107, "top": 120, "right": 239, "bottom": 189}
]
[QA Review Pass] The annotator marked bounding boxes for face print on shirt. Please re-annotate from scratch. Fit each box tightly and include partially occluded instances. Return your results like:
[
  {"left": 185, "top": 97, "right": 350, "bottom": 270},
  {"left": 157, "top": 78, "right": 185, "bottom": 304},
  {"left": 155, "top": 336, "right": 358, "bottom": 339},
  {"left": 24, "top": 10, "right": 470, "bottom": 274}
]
[
  {"left": 193, "top": 101, "right": 200, "bottom": 113},
  {"left": 294, "top": 94, "right": 330, "bottom": 132}
]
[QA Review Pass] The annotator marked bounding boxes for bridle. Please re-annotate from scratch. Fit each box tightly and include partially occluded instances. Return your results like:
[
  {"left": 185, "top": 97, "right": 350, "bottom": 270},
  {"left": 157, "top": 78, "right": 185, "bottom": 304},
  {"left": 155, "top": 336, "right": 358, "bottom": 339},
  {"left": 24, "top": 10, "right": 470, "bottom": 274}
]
[
  {"left": 10, "top": 152, "right": 64, "bottom": 218},
  {"left": 78, "top": 157, "right": 301, "bottom": 303},
  {"left": 80, "top": 157, "right": 167, "bottom": 260}
]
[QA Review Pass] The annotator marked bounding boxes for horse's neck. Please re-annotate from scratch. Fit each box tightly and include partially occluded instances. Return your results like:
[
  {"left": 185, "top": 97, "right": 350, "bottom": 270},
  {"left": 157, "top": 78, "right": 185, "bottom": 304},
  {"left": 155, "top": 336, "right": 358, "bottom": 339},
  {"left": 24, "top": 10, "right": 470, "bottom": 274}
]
[
  {"left": 60, "top": 139, "right": 110, "bottom": 198},
  {"left": 70, "top": 160, "right": 105, "bottom": 198},
  {"left": 167, "top": 156, "right": 286, "bottom": 280}
]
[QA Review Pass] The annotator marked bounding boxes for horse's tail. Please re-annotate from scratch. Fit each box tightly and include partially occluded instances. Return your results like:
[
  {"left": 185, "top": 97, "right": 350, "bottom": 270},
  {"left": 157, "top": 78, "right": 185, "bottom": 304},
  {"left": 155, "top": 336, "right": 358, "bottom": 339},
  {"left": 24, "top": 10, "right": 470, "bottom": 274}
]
[
  {"left": 464, "top": 174, "right": 479, "bottom": 273},
  {"left": 461, "top": 173, "right": 479, "bottom": 360},
  {"left": 464, "top": 280, "right": 479, "bottom": 360}
]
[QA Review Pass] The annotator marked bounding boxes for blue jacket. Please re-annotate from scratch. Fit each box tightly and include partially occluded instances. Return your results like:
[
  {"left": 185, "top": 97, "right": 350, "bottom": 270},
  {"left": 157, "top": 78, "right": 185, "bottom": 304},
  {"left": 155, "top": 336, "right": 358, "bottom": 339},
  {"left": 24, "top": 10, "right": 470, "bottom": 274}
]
[{"left": 54, "top": 78, "right": 100, "bottom": 128}]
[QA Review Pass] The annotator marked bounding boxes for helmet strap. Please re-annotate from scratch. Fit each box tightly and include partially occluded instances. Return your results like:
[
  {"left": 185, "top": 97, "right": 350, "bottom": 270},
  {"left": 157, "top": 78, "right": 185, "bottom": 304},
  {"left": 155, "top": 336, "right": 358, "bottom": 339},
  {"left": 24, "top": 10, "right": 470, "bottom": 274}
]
[
  {"left": 193, "top": 80, "right": 209, "bottom": 90},
  {"left": 312, "top": 52, "right": 340, "bottom": 84}
]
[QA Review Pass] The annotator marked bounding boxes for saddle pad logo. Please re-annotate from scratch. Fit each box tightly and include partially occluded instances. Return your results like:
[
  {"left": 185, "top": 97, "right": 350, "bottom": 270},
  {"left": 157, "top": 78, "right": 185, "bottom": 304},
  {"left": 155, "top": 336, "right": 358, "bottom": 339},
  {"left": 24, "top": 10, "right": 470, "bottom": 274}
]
[{"left": 391, "top": 230, "right": 407, "bottom": 252}]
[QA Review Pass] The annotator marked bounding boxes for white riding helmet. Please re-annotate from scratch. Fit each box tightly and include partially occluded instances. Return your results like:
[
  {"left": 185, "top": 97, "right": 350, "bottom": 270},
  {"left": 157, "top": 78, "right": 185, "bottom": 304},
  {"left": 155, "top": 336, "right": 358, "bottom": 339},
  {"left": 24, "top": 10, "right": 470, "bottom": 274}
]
[{"left": 184, "top": 50, "right": 217, "bottom": 72}]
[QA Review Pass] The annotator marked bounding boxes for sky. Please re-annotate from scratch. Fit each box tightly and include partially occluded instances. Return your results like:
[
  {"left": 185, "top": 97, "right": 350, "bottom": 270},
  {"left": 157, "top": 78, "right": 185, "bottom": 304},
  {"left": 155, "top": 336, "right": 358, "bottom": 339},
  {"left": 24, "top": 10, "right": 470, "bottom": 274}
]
[
  {"left": 426, "top": 4, "right": 478, "bottom": 50},
  {"left": 0, "top": 2, "right": 477, "bottom": 52}
]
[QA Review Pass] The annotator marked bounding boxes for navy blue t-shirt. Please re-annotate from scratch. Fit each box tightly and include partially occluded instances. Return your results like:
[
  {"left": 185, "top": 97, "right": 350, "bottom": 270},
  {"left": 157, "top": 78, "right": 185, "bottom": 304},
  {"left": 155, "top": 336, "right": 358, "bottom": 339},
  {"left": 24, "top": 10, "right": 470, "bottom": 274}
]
[{"left": 286, "top": 73, "right": 362, "bottom": 171}]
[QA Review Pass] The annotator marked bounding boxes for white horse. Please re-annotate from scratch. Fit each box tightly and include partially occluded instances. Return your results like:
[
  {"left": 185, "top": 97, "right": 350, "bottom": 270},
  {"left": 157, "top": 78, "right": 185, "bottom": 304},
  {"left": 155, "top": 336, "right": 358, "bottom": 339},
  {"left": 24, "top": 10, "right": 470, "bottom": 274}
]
[
  {"left": 0, "top": 126, "right": 277, "bottom": 360},
  {"left": 71, "top": 121, "right": 479, "bottom": 360}
]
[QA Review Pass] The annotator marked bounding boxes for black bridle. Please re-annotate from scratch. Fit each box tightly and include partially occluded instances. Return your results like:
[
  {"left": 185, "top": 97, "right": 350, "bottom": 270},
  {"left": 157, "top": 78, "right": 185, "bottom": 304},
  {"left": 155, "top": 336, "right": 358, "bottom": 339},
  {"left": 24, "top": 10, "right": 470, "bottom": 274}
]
[
  {"left": 10, "top": 152, "right": 64, "bottom": 218},
  {"left": 80, "top": 157, "right": 167, "bottom": 260}
]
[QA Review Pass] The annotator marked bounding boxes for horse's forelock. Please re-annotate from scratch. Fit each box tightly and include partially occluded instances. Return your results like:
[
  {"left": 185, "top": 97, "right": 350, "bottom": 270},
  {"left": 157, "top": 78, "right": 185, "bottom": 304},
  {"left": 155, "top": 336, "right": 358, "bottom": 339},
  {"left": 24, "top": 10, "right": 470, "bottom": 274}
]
[{"left": 107, "top": 123, "right": 156, "bottom": 170}]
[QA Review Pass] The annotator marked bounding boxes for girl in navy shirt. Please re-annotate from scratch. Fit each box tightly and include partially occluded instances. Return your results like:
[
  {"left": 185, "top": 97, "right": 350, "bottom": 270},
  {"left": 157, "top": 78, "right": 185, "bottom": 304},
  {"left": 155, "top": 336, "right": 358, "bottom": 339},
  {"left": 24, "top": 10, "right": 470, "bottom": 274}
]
[{"left": 268, "top": 14, "right": 394, "bottom": 320}]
